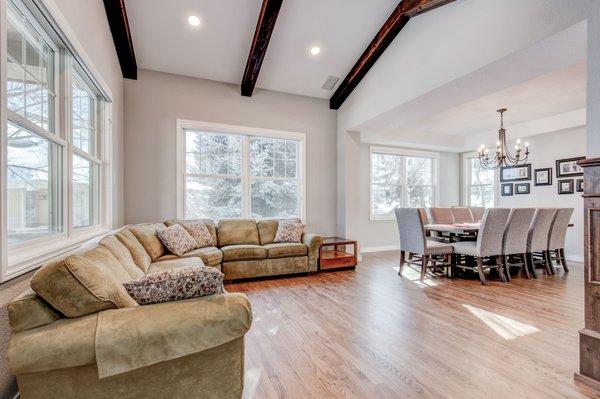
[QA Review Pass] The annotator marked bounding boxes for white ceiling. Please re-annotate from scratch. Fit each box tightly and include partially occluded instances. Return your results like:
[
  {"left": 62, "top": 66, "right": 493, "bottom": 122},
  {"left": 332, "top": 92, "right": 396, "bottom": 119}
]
[{"left": 125, "top": 0, "right": 399, "bottom": 99}]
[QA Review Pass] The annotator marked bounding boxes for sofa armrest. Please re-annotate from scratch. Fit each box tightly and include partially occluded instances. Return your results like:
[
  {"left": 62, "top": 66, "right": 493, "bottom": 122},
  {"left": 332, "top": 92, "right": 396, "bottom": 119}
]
[
  {"left": 95, "top": 293, "right": 252, "bottom": 378},
  {"left": 302, "top": 233, "right": 323, "bottom": 272}
]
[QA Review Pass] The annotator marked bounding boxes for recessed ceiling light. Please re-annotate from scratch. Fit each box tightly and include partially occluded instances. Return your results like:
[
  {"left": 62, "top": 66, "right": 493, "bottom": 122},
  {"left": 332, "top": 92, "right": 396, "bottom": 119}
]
[
  {"left": 310, "top": 46, "right": 321, "bottom": 56},
  {"left": 188, "top": 15, "right": 201, "bottom": 27}
]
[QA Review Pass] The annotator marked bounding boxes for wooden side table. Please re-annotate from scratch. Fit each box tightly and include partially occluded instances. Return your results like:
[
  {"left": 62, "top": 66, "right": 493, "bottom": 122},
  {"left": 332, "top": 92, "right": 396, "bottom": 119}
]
[{"left": 318, "top": 237, "right": 357, "bottom": 272}]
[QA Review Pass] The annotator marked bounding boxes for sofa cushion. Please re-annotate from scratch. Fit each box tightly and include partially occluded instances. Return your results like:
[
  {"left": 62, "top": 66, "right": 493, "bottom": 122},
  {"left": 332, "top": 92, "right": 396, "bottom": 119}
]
[
  {"left": 156, "top": 224, "right": 197, "bottom": 256},
  {"left": 99, "top": 235, "right": 144, "bottom": 280},
  {"left": 123, "top": 267, "right": 225, "bottom": 305},
  {"left": 217, "top": 219, "right": 259, "bottom": 246},
  {"left": 273, "top": 220, "right": 304, "bottom": 243},
  {"left": 8, "top": 289, "right": 60, "bottom": 333},
  {"left": 148, "top": 257, "right": 205, "bottom": 273},
  {"left": 31, "top": 246, "right": 139, "bottom": 318},
  {"left": 128, "top": 223, "right": 167, "bottom": 260},
  {"left": 116, "top": 229, "right": 151, "bottom": 273},
  {"left": 263, "top": 243, "right": 308, "bottom": 259},
  {"left": 220, "top": 245, "right": 267, "bottom": 262},
  {"left": 155, "top": 247, "right": 223, "bottom": 267},
  {"left": 257, "top": 218, "right": 301, "bottom": 245},
  {"left": 165, "top": 219, "right": 218, "bottom": 246}
]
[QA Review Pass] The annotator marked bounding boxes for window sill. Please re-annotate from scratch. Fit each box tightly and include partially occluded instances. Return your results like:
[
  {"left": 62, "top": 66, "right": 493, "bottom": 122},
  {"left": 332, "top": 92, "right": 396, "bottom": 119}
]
[
  {"left": 3, "top": 227, "right": 111, "bottom": 282},
  {"left": 370, "top": 214, "right": 396, "bottom": 221}
]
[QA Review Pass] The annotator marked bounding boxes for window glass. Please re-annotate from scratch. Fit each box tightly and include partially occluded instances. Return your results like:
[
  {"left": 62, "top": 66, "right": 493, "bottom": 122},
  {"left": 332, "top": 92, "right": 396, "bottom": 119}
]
[
  {"left": 72, "top": 154, "right": 98, "bottom": 228},
  {"left": 468, "top": 158, "right": 494, "bottom": 207},
  {"left": 72, "top": 75, "right": 96, "bottom": 154}
]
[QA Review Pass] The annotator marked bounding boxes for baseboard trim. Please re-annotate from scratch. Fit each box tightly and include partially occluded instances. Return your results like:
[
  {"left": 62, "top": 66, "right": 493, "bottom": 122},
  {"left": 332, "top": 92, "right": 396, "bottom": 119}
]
[
  {"left": 566, "top": 255, "right": 584, "bottom": 263},
  {"left": 575, "top": 373, "right": 600, "bottom": 392}
]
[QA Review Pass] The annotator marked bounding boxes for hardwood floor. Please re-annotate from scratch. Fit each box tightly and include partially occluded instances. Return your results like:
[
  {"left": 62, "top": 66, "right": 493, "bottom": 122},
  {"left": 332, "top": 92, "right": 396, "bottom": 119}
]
[{"left": 227, "top": 251, "right": 599, "bottom": 399}]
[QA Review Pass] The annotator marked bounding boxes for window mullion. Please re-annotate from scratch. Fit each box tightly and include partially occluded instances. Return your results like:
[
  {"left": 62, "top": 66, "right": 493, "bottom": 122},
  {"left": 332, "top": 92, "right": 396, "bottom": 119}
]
[{"left": 63, "top": 52, "right": 73, "bottom": 236}]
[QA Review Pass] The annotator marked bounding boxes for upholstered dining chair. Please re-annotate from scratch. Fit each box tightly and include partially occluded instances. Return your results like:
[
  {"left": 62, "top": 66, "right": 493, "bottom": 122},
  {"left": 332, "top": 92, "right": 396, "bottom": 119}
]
[
  {"left": 451, "top": 207, "right": 474, "bottom": 223},
  {"left": 502, "top": 208, "right": 536, "bottom": 280},
  {"left": 451, "top": 208, "right": 511, "bottom": 285},
  {"left": 548, "top": 208, "right": 574, "bottom": 273},
  {"left": 470, "top": 207, "right": 485, "bottom": 222},
  {"left": 526, "top": 208, "right": 558, "bottom": 277},
  {"left": 429, "top": 207, "right": 454, "bottom": 224},
  {"left": 394, "top": 208, "right": 454, "bottom": 281}
]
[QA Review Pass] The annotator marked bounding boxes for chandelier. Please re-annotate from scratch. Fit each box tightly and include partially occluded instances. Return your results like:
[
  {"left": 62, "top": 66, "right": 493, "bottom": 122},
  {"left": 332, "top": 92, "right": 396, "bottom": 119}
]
[{"left": 478, "top": 108, "right": 529, "bottom": 169}]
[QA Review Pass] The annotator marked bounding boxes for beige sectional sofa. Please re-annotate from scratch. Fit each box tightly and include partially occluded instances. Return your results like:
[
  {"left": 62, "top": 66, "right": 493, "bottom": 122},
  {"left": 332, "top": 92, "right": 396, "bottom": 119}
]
[{"left": 7, "top": 218, "right": 322, "bottom": 398}]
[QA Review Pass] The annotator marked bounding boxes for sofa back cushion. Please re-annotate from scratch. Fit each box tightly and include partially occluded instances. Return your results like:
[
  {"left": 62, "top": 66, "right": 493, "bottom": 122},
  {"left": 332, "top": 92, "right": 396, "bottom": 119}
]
[
  {"left": 217, "top": 219, "right": 260, "bottom": 246},
  {"left": 116, "top": 229, "right": 152, "bottom": 273},
  {"left": 99, "top": 235, "right": 145, "bottom": 280},
  {"left": 31, "top": 246, "right": 138, "bottom": 318},
  {"left": 258, "top": 218, "right": 302, "bottom": 245},
  {"left": 128, "top": 223, "right": 167, "bottom": 260},
  {"left": 165, "top": 219, "right": 217, "bottom": 245}
]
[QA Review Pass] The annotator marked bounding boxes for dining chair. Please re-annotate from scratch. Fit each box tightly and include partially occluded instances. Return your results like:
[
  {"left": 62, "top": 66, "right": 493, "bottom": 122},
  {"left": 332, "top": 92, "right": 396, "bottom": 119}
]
[
  {"left": 526, "top": 208, "right": 558, "bottom": 277},
  {"left": 502, "top": 208, "right": 536, "bottom": 280},
  {"left": 451, "top": 208, "right": 511, "bottom": 285},
  {"left": 451, "top": 207, "right": 474, "bottom": 223},
  {"left": 470, "top": 207, "right": 485, "bottom": 222},
  {"left": 548, "top": 208, "right": 574, "bottom": 273},
  {"left": 429, "top": 207, "right": 454, "bottom": 224},
  {"left": 394, "top": 208, "right": 454, "bottom": 281}
]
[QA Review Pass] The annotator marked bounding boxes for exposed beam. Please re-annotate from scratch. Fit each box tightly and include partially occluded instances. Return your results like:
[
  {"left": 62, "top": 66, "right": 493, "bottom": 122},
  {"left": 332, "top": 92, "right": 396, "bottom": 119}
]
[
  {"left": 241, "top": 0, "right": 283, "bottom": 97},
  {"left": 103, "top": 0, "right": 137, "bottom": 80},
  {"left": 329, "top": 0, "right": 456, "bottom": 110}
]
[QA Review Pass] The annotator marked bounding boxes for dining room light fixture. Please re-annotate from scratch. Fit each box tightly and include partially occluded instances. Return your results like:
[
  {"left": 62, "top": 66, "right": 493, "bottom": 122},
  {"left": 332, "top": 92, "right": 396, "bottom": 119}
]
[{"left": 478, "top": 108, "right": 529, "bottom": 170}]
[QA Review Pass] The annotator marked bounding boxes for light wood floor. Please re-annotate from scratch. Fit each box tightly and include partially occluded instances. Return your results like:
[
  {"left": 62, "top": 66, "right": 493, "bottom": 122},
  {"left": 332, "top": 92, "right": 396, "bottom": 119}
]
[{"left": 227, "top": 251, "right": 600, "bottom": 399}]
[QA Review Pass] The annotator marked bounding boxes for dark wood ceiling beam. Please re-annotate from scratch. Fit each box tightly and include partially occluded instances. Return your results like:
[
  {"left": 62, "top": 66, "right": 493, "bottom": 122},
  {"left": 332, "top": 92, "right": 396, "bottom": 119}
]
[
  {"left": 103, "top": 0, "right": 137, "bottom": 80},
  {"left": 241, "top": 0, "right": 283, "bottom": 97},
  {"left": 329, "top": 0, "right": 456, "bottom": 110}
]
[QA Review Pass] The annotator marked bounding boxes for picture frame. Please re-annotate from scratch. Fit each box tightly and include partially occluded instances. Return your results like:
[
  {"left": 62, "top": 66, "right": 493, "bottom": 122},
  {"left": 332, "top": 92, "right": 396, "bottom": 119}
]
[
  {"left": 500, "top": 164, "right": 531, "bottom": 182},
  {"left": 558, "top": 179, "right": 574, "bottom": 194},
  {"left": 577, "top": 179, "right": 584, "bottom": 192},
  {"left": 556, "top": 157, "right": 584, "bottom": 178},
  {"left": 534, "top": 168, "right": 552, "bottom": 186},
  {"left": 501, "top": 183, "right": 513, "bottom": 196},
  {"left": 515, "top": 183, "right": 530, "bottom": 194}
]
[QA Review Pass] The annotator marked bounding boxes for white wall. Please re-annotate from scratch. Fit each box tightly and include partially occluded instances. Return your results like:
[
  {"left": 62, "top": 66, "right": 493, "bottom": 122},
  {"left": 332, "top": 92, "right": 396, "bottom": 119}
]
[{"left": 124, "top": 69, "right": 338, "bottom": 236}]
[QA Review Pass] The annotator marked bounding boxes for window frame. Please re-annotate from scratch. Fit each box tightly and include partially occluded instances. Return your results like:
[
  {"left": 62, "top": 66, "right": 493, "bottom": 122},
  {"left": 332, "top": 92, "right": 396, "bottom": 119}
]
[
  {"left": 369, "top": 146, "right": 439, "bottom": 221},
  {"left": 463, "top": 152, "right": 497, "bottom": 207},
  {"left": 0, "top": 0, "right": 114, "bottom": 282},
  {"left": 176, "top": 119, "right": 306, "bottom": 223}
]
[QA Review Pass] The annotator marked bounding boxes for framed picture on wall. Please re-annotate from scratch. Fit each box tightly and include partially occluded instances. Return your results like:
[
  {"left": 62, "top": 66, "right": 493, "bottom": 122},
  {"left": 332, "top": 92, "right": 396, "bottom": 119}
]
[
  {"left": 515, "top": 183, "right": 530, "bottom": 194},
  {"left": 500, "top": 164, "right": 531, "bottom": 182},
  {"left": 501, "top": 183, "right": 513, "bottom": 196},
  {"left": 577, "top": 179, "right": 584, "bottom": 192},
  {"left": 558, "top": 179, "right": 574, "bottom": 194},
  {"left": 534, "top": 168, "right": 552, "bottom": 186},
  {"left": 556, "top": 157, "right": 584, "bottom": 178}
]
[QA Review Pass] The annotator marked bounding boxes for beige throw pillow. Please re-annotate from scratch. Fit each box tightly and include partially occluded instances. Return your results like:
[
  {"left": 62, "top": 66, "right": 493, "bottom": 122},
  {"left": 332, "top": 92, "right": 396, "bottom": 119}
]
[
  {"left": 180, "top": 221, "right": 214, "bottom": 248},
  {"left": 156, "top": 224, "right": 198, "bottom": 256},
  {"left": 273, "top": 220, "right": 304, "bottom": 243}
]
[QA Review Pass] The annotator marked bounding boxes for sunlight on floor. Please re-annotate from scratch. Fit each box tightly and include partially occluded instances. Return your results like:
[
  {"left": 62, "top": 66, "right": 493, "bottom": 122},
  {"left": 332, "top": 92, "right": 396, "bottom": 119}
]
[
  {"left": 393, "top": 265, "right": 439, "bottom": 287},
  {"left": 463, "top": 304, "right": 540, "bottom": 340},
  {"left": 243, "top": 367, "right": 262, "bottom": 399}
]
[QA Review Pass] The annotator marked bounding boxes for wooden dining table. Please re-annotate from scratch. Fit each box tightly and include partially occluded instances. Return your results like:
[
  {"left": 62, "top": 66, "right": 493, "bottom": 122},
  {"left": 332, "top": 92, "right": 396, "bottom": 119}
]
[{"left": 425, "top": 222, "right": 574, "bottom": 235}]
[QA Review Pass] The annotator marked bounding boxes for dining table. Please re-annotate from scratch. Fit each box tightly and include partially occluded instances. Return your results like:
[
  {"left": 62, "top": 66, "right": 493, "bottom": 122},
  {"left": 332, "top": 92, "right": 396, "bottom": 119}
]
[{"left": 425, "top": 222, "right": 575, "bottom": 236}]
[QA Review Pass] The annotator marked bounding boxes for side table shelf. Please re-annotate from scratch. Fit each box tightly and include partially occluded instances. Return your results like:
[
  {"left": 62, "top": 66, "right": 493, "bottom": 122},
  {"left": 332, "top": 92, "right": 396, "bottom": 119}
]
[{"left": 318, "top": 237, "right": 357, "bottom": 272}]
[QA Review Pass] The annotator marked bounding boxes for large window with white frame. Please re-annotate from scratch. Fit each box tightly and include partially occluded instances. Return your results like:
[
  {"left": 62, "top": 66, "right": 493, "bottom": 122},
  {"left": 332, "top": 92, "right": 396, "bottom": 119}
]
[
  {"left": 370, "top": 147, "right": 438, "bottom": 220},
  {"left": 465, "top": 155, "right": 495, "bottom": 207},
  {"left": 178, "top": 121, "right": 305, "bottom": 221},
  {"left": 1, "top": 0, "right": 112, "bottom": 281}
]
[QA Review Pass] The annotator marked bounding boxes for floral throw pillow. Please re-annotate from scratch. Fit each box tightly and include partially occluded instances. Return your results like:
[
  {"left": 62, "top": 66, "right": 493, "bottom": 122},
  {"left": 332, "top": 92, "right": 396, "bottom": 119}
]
[
  {"left": 156, "top": 224, "right": 197, "bottom": 256},
  {"left": 273, "top": 221, "right": 304, "bottom": 243},
  {"left": 180, "top": 221, "right": 214, "bottom": 248},
  {"left": 123, "top": 266, "right": 225, "bottom": 305}
]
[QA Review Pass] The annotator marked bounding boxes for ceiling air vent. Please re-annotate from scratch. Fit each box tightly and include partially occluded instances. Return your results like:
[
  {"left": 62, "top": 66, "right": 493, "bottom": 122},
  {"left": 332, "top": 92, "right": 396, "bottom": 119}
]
[{"left": 321, "top": 76, "right": 340, "bottom": 91}]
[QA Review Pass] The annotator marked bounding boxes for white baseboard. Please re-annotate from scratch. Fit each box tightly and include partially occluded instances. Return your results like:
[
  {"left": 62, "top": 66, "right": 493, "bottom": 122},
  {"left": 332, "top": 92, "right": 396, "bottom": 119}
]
[{"left": 566, "top": 255, "right": 584, "bottom": 263}]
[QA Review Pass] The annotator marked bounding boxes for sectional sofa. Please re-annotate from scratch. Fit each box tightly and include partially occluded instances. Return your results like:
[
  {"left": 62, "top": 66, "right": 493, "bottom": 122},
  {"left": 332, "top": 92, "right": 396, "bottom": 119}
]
[{"left": 7, "top": 218, "right": 322, "bottom": 398}]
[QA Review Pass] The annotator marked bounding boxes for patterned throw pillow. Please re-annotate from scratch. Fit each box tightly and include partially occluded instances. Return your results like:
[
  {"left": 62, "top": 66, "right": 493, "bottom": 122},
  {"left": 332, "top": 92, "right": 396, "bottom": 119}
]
[
  {"left": 180, "top": 221, "right": 214, "bottom": 248},
  {"left": 123, "top": 266, "right": 225, "bottom": 305},
  {"left": 156, "top": 224, "right": 197, "bottom": 256},
  {"left": 273, "top": 220, "right": 304, "bottom": 243}
]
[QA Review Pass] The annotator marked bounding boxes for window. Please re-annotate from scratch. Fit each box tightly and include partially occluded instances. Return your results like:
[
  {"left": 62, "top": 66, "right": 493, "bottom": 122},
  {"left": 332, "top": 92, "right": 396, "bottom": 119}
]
[
  {"left": 2, "top": 0, "right": 112, "bottom": 281},
  {"left": 178, "top": 121, "right": 305, "bottom": 221},
  {"left": 370, "top": 147, "right": 438, "bottom": 220},
  {"left": 465, "top": 156, "right": 495, "bottom": 207}
]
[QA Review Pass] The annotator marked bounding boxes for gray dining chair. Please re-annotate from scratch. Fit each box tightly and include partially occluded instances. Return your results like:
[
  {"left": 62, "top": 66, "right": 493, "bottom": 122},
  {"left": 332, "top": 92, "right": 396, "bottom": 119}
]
[
  {"left": 548, "top": 208, "right": 574, "bottom": 273},
  {"left": 502, "top": 208, "right": 536, "bottom": 280},
  {"left": 429, "top": 207, "right": 454, "bottom": 224},
  {"left": 527, "top": 208, "right": 558, "bottom": 277},
  {"left": 452, "top": 208, "right": 511, "bottom": 285},
  {"left": 451, "top": 207, "right": 474, "bottom": 223},
  {"left": 470, "top": 207, "right": 485, "bottom": 222},
  {"left": 394, "top": 208, "right": 454, "bottom": 281}
]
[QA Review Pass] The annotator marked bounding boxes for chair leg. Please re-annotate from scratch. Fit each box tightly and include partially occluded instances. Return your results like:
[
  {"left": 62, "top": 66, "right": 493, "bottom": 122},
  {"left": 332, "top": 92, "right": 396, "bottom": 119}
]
[
  {"left": 561, "top": 248, "right": 570, "bottom": 272},
  {"left": 399, "top": 251, "right": 405, "bottom": 276},
  {"left": 503, "top": 255, "right": 511, "bottom": 282},
  {"left": 448, "top": 253, "right": 455, "bottom": 278},
  {"left": 420, "top": 255, "right": 429, "bottom": 281},
  {"left": 476, "top": 257, "right": 487, "bottom": 285},
  {"left": 544, "top": 250, "right": 554, "bottom": 275},
  {"left": 522, "top": 253, "right": 531, "bottom": 279},
  {"left": 527, "top": 252, "right": 537, "bottom": 278},
  {"left": 496, "top": 255, "right": 507, "bottom": 283}
]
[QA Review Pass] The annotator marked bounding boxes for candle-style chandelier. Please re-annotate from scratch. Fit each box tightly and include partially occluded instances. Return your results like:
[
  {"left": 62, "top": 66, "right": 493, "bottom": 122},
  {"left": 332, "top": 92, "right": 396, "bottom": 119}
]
[{"left": 478, "top": 108, "right": 529, "bottom": 170}]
